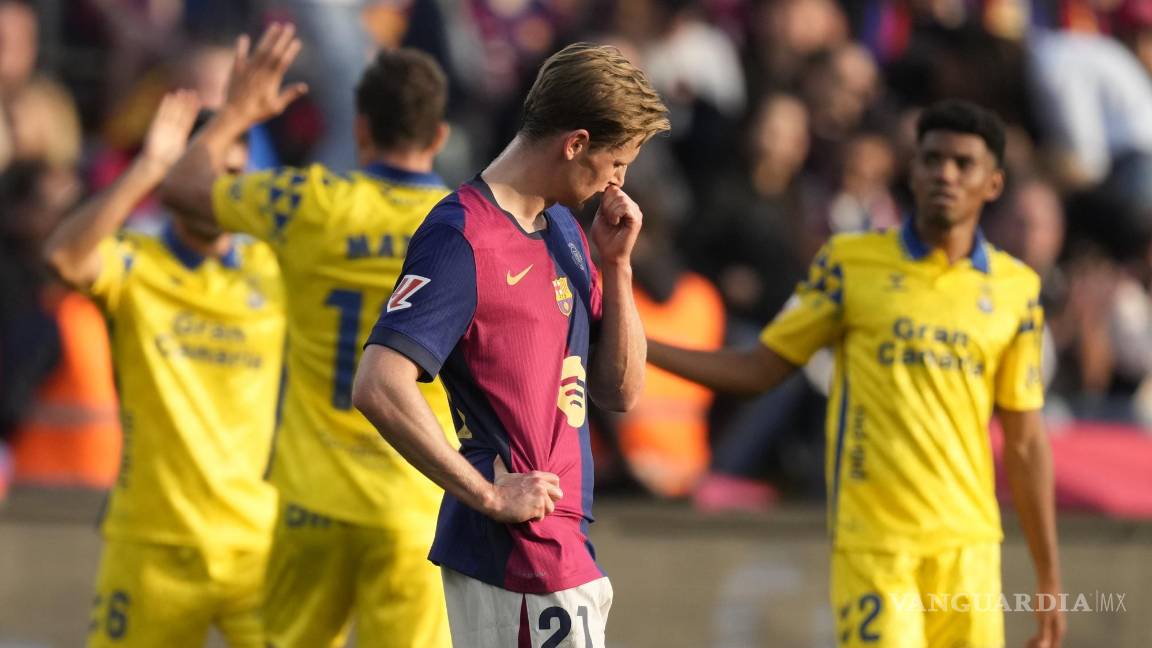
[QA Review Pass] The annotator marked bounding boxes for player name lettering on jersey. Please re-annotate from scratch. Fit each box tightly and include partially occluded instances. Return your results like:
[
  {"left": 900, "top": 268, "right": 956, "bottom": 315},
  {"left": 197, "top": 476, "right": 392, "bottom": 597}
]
[{"left": 345, "top": 233, "right": 412, "bottom": 260}]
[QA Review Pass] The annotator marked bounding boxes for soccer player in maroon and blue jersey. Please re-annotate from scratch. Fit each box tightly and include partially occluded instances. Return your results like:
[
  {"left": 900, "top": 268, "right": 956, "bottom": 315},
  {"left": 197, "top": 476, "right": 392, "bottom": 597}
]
[{"left": 352, "top": 43, "right": 670, "bottom": 647}]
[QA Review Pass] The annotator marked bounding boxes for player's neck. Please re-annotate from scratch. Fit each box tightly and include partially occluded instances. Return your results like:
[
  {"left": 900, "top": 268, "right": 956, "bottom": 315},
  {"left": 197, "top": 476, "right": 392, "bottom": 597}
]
[
  {"left": 481, "top": 135, "right": 554, "bottom": 227},
  {"left": 171, "top": 219, "right": 231, "bottom": 259},
  {"left": 914, "top": 215, "right": 979, "bottom": 264},
  {"left": 362, "top": 148, "right": 435, "bottom": 174}
]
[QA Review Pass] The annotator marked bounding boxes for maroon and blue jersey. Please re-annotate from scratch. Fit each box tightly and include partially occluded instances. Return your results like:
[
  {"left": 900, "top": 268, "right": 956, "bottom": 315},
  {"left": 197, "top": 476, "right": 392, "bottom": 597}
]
[{"left": 366, "top": 177, "right": 604, "bottom": 593}]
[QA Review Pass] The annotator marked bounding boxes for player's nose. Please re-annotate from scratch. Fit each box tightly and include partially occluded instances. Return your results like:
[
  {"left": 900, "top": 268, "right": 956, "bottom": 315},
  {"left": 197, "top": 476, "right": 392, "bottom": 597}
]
[{"left": 612, "top": 167, "right": 627, "bottom": 187}]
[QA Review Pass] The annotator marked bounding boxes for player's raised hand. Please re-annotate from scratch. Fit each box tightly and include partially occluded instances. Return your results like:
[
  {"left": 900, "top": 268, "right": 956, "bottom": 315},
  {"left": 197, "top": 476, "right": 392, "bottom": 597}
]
[
  {"left": 141, "top": 89, "right": 201, "bottom": 170},
  {"left": 590, "top": 184, "right": 643, "bottom": 266},
  {"left": 223, "top": 23, "right": 308, "bottom": 126},
  {"left": 488, "top": 455, "right": 563, "bottom": 524}
]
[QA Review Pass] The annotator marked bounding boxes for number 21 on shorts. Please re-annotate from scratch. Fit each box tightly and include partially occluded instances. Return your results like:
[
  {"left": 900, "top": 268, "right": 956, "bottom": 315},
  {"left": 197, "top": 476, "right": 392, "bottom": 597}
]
[{"left": 538, "top": 605, "right": 594, "bottom": 648}]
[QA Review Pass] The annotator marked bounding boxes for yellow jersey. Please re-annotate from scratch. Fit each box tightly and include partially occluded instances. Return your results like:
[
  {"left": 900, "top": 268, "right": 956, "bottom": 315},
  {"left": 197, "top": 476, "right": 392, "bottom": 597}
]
[
  {"left": 91, "top": 226, "right": 285, "bottom": 550},
  {"left": 211, "top": 163, "right": 455, "bottom": 528},
  {"left": 760, "top": 223, "right": 1044, "bottom": 554}
]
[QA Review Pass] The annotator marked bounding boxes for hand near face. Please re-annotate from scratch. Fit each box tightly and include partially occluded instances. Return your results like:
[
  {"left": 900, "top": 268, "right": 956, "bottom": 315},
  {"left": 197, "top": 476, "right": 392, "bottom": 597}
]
[{"left": 590, "top": 184, "right": 643, "bottom": 266}]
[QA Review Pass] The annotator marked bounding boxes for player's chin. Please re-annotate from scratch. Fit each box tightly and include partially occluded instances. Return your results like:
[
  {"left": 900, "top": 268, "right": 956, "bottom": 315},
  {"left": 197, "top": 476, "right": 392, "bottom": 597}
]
[
  {"left": 919, "top": 206, "right": 960, "bottom": 228},
  {"left": 562, "top": 191, "right": 602, "bottom": 216}
]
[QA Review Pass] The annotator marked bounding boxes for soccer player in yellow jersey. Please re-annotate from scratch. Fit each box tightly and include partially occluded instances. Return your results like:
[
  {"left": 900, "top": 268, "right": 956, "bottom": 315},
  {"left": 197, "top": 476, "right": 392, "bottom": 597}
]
[
  {"left": 650, "top": 101, "right": 1066, "bottom": 648},
  {"left": 43, "top": 91, "right": 286, "bottom": 648},
  {"left": 162, "top": 25, "right": 456, "bottom": 647}
]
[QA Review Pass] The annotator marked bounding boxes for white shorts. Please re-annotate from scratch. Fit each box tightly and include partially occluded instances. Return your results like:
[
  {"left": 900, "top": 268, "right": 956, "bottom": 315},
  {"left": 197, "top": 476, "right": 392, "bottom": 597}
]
[{"left": 441, "top": 567, "right": 613, "bottom": 648}]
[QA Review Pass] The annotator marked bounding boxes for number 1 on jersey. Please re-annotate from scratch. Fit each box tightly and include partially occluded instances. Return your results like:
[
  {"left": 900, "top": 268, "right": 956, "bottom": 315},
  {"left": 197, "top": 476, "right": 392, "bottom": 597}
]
[{"left": 325, "top": 289, "right": 363, "bottom": 410}]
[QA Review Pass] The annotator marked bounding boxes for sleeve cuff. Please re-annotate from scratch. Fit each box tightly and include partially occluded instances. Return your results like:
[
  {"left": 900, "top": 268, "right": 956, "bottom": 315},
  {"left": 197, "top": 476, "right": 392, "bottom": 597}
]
[
  {"left": 365, "top": 326, "right": 444, "bottom": 383},
  {"left": 760, "top": 334, "right": 812, "bottom": 367}
]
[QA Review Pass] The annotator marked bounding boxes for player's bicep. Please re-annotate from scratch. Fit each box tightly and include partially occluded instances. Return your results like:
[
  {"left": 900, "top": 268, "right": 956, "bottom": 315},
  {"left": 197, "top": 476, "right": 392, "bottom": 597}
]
[
  {"left": 365, "top": 224, "right": 476, "bottom": 381},
  {"left": 352, "top": 344, "right": 424, "bottom": 413}
]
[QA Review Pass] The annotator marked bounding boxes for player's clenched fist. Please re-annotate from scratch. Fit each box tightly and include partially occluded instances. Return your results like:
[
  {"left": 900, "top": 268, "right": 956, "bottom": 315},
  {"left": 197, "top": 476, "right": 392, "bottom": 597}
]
[
  {"left": 486, "top": 456, "right": 564, "bottom": 523},
  {"left": 590, "top": 184, "right": 643, "bottom": 266}
]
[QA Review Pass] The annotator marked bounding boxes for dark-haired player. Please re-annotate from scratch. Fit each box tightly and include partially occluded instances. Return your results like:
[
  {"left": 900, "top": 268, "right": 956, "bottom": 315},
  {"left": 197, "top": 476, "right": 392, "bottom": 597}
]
[
  {"left": 163, "top": 25, "right": 456, "bottom": 647},
  {"left": 649, "top": 101, "right": 1064, "bottom": 648}
]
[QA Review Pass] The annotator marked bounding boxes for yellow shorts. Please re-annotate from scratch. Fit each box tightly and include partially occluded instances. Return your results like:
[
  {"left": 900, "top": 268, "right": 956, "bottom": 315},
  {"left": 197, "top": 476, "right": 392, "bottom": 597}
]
[
  {"left": 831, "top": 542, "right": 1004, "bottom": 648},
  {"left": 87, "top": 538, "right": 267, "bottom": 648},
  {"left": 263, "top": 501, "right": 450, "bottom": 648}
]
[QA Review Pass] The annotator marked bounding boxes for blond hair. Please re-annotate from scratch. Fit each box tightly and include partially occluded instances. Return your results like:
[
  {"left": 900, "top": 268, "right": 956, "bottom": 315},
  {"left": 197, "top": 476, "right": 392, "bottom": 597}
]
[{"left": 521, "top": 43, "right": 670, "bottom": 149}]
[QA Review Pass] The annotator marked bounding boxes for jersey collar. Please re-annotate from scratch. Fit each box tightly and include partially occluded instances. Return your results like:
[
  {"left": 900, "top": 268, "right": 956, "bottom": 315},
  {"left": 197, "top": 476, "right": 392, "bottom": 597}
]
[
  {"left": 162, "top": 221, "right": 240, "bottom": 270},
  {"left": 362, "top": 162, "right": 444, "bottom": 188},
  {"left": 899, "top": 219, "right": 990, "bottom": 274}
]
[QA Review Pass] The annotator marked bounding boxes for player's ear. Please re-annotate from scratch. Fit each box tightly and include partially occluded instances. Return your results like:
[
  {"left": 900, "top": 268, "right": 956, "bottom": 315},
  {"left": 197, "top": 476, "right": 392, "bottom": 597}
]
[
  {"left": 428, "top": 122, "right": 451, "bottom": 156},
  {"left": 562, "top": 130, "right": 590, "bottom": 161},
  {"left": 354, "top": 114, "right": 373, "bottom": 154},
  {"left": 986, "top": 167, "right": 1005, "bottom": 201}
]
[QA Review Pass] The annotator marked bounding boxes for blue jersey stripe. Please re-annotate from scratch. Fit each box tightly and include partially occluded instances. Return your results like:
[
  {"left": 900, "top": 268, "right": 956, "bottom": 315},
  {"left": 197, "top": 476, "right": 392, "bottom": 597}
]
[{"left": 830, "top": 351, "right": 850, "bottom": 542}]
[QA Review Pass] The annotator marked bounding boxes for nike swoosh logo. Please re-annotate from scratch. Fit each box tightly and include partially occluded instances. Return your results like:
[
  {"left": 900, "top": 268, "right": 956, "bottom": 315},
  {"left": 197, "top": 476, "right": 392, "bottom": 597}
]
[{"left": 506, "top": 264, "right": 533, "bottom": 285}]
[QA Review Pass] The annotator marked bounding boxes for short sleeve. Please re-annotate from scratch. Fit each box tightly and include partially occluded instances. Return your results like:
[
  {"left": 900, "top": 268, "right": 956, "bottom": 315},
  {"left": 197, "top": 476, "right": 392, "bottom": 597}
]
[
  {"left": 365, "top": 223, "right": 477, "bottom": 381},
  {"left": 88, "top": 235, "right": 137, "bottom": 314},
  {"left": 995, "top": 293, "right": 1046, "bottom": 411},
  {"left": 211, "top": 165, "right": 332, "bottom": 248},
  {"left": 759, "top": 243, "right": 844, "bottom": 366}
]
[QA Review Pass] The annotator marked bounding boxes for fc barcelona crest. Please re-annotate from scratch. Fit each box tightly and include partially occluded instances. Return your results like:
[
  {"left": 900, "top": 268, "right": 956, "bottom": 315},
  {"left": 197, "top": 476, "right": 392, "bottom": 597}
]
[{"left": 553, "top": 276, "right": 573, "bottom": 316}]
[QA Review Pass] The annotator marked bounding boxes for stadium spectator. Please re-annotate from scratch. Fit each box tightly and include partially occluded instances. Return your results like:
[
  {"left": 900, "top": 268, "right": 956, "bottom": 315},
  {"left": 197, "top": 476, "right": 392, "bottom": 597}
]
[
  {"left": 1114, "top": 0, "right": 1152, "bottom": 76},
  {"left": 0, "top": 0, "right": 82, "bottom": 172},
  {"left": 0, "top": 154, "right": 118, "bottom": 493},
  {"left": 615, "top": 176, "right": 725, "bottom": 499},
  {"left": 1027, "top": 28, "right": 1152, "bottom": 189}
]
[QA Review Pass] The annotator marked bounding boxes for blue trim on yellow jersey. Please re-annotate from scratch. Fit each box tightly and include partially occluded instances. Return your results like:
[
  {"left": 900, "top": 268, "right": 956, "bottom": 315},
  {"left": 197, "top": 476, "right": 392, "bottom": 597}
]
[
  {"left": 830, "top": 354, "right": 849, "bottom": 542},
  {"left": 362, "top": 162, "right": 444, "bottom": 188},
  {"left": 899, "top": 219, "right": 990, "bottom": 274},
  {"left": 161, "top": 221, "right": 240, "bottom": 270}
]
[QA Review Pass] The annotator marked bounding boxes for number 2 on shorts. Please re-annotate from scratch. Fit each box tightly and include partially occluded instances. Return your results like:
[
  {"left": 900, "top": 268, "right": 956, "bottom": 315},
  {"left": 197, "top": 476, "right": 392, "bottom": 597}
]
[{"left": 539, "top": 605, "right": 593, "bottom": 647}]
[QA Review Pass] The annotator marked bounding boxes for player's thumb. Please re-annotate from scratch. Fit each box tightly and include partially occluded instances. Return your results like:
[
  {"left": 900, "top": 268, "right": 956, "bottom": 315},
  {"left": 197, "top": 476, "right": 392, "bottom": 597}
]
[{"left": 493, "top": 455, "right": 510, "bottom": 478}]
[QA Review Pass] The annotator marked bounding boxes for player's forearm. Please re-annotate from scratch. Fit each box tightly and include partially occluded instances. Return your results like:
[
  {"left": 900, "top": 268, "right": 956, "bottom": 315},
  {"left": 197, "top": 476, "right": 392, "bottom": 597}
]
[
  {"left": 647, "top": 339, "right": 794, "bottom": 395},
  {"left": 44, "top": 156, "right": 170, "bottom": 287},
  {"left": 1002, "top": 410, "right": 1062, "bottom": 588},
  {"left": 160, "top": 108, "right": 248, "bottom": 237},
  {"left": 590, "top": 262, "right": 645, "bottom": 411},
  {"left": 352, "top": 360, "right": 497, "bottom": 515}
]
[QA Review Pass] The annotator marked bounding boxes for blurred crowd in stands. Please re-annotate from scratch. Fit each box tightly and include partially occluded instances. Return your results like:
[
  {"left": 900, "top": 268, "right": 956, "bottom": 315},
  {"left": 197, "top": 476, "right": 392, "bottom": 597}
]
[{"left": 4, "top": 0, "right": 1152, "bottom": 508}]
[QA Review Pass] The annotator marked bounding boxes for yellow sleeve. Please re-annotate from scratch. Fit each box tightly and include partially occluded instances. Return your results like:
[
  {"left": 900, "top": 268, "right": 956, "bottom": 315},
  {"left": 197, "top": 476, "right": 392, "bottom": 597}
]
[
  {"left": 759, "top": 242, "right": 844, "bottom": 366},
  {"left": 995, "top": 291, "right": 1045, "bottom": 411},
  {"left": 87, "top": 234, "right": 137, "bottom": 314},
  {"left": 210, "top": 164, "right": 334, "bottom": 248}
]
